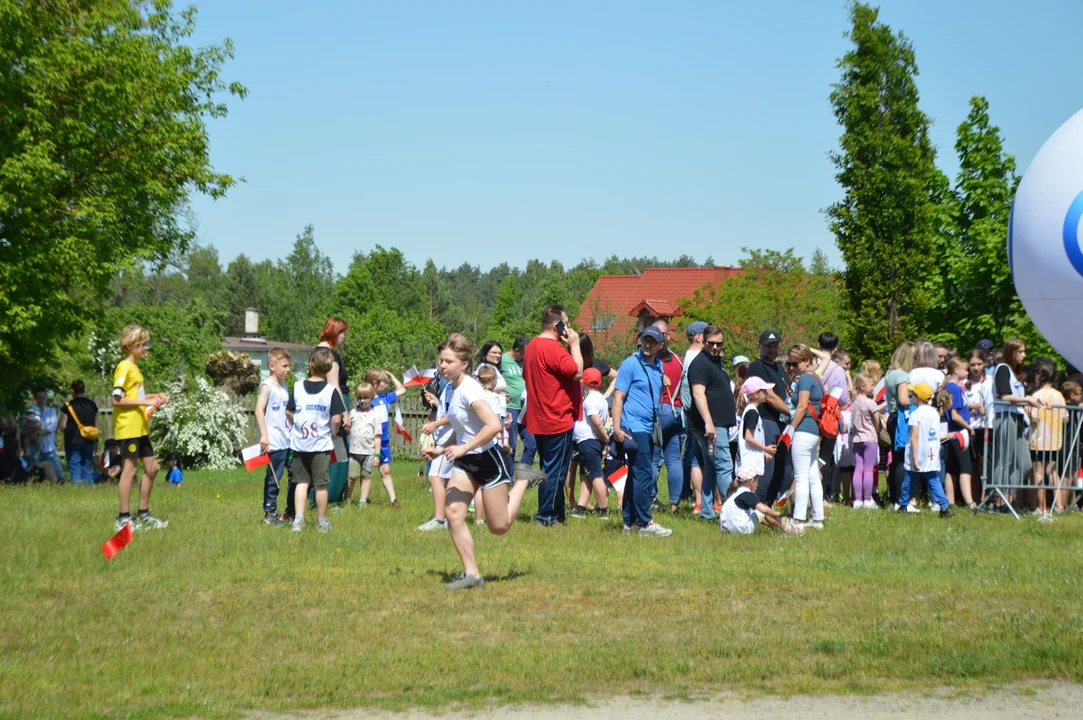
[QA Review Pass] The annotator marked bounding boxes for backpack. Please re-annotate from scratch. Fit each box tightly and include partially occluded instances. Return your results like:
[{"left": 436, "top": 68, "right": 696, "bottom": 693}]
[{"left": 804, "top": 373, "right": 842, "bottom": 439}]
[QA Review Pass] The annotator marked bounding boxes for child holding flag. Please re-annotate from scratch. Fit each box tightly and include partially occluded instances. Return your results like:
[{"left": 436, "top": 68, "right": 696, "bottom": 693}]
[
  {"left": 288, "top": 348, "right": 346, "bottom": 532},
  {"left": 348, "top": 382, "right": 385, "bottom": 506},
  {"left": 255, "top": 348, "right": 293, "bottom": 526},
  {"left": 366, "top": 369, "right": 407, "bottom": 508},
  {"left": 111, "top": 325, "right": 169, "bottom": 532}
]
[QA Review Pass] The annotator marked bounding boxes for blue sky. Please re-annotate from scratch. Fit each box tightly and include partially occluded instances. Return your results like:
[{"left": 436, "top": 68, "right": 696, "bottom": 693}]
[{"left": 186, "top": 0, "right": 1083, "bottom": 274}]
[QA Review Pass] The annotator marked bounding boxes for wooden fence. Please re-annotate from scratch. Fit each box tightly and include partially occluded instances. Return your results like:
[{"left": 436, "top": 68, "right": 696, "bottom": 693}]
[{"left": 90, "top": 394, "right": 432, "bottom": 460}]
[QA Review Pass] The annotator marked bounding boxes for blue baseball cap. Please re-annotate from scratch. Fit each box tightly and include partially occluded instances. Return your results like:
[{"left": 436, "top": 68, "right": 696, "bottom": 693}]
[
  {"left": 639, "top": 326, "right": 665, "bottom": 344},
  {"left": 686, "top": 320, "right": 709, "bottom": 339}
]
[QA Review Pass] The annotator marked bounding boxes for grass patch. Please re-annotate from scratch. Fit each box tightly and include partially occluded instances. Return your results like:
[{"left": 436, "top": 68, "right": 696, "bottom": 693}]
[{"left": 1, "top": 464, "right": 1082, "bottom": 718}]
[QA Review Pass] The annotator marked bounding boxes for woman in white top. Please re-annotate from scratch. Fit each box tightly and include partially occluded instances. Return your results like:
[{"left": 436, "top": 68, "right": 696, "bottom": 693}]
[
  {"left": 422, "top": 335, "right": 537, "bottom": 590},
  {"left": 908, "top": 342, "right": 945, "bottom": 394}
]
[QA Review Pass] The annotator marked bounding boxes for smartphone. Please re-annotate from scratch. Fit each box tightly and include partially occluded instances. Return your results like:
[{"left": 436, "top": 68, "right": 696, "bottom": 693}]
[{"left": 555, "top": 320, "right": 568, "bottom": 339}]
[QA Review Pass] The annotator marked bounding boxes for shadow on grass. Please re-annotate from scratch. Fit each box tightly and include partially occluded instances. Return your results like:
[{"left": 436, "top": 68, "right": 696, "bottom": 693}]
[{"left": 427, "top": 567, "right": 531, "bottom": 583}]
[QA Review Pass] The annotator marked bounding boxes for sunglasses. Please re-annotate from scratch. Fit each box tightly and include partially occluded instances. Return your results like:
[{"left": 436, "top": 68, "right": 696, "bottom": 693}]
[
  {"left": 785, "top": 361, "right": 800, "bottom": 368},
  {"left": 705, "top": 340, "right": 724, "bottom": 348}
]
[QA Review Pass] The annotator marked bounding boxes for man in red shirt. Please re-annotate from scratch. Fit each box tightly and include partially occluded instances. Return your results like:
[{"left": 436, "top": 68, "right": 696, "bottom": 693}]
[
  {"left": 651, "top": 319, "right": 686, "bottom": 513},
  {"left": 523, "top": 304, "right": 584, "bottom": 525}
]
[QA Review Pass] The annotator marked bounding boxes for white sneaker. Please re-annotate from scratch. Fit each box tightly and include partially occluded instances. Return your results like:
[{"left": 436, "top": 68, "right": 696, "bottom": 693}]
[
  {"left": 864, "top": 500, "right": 878, "bottom": 509},
  {"left": 417, "top": 517, "right": 447, "bottom": 532},
  {"left": 805, "top": 520, "right": 825, "bottom": 530},
  {"left": 928, "top": 502, "right": 938, "bottom": 512},
  {"left": 638, "top": 521, "right": 672, "bottom": 538},
  {"left": 853, "top": 501, "right": 863, "bottom": 509},
  {"left": 906, "top": 504, "right": 921, "bottom": 514},
  {"left": 291, "top": 517, "right": 304, "bottom": 532}
]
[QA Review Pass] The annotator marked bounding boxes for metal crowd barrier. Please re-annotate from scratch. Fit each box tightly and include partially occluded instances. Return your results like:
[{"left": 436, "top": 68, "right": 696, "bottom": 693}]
[{"left": 978, "top": 400, "right": 1083, "bottom": 518}]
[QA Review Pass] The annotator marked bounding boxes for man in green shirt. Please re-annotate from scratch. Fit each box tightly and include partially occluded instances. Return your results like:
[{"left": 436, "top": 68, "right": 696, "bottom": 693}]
[{"left": 501, "top": 336, "right": 535, "bottom": 464}]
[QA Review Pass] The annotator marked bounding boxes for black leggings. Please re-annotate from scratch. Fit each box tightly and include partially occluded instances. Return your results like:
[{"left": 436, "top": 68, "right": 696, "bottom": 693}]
[{"left": 819, "top": 436, "right": 839, "bottom": 500}]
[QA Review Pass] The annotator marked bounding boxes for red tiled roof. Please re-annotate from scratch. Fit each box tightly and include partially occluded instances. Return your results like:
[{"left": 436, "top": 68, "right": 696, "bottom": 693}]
[{"left": 578, "top": 267, "right": 744, "bottom": 354}]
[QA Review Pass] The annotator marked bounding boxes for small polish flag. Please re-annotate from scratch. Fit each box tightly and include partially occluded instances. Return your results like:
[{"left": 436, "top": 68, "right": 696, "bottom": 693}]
[
  {"left": 874, "top": 379, "right": 887, "bottom": 403},
  {"left": 822, "top": 386, "right": 843, "bottom": 411},
  {"left": 606, "top": 465, "right": 627, "bottom": 493},
  {"left": 394, "top": 407, "right": 413, "bottom": 442},
  {"left": 241, "top": 444, "right": 270, "bottom": 471},
  {"left": 778, "top": 425, "right": 795, "bottom": 450},
  {"left": 145, "top": 405, "right": 156, "bottom": 419},
  {"left": 101, "top": 522, "right": 133, "bottom": 560},
  {"left": 330, "top": 434, "right": 348, "bottom": 464},
  {"left": 950, "top": 431, "right": 970, "bottom": 451},
  {"left": 773, "top": 489, "right": 793, "bottom": 510},
  {"left": 402, "top": 366, "right": 438, "bottom": 388}
]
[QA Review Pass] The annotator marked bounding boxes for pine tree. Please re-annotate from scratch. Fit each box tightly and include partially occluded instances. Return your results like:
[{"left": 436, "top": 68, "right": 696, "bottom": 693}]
[{"left": 827, "top": 1, "right": 944, "bottom": 361}]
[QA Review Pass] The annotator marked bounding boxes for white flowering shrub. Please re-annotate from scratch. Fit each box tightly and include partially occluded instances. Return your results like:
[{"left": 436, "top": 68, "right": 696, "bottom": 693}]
[{"left": 150, "top": 376, "right": 246, "bottom": 470}]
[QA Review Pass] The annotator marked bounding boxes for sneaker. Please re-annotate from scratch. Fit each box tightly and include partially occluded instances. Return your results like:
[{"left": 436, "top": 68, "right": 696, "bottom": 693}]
[
  {"left": 853, "top": 501, "right": 863, "bottom": 510},
  {"left": 638, "top": 521, "right": 673, "bottom": 538},
  {"left": 291, "top": 517, "right": 304, "bottom": 532},
  {"left": 113, "top": 517, "right": 133, "bottom": 533},
  {"left": 928, "top": 502, "right": 939, "bottom": 512},
  {"left": 693, "top": 502, "right": 702, "bottom": 514},
  {"left": 805, "top": 520, "right": 825, "bottom": 530},
  {"left": 135, "top": 513, "right": 168, "bottom": 530},
  {"left": 390, "top": 499, "right": 401, "bottom": 509},
  {"left": 865, "top": 500, "right": 878, "bottom": 510},
  {"left": 262, "top": 512, "right": 283, "bottom": 527},
  {"left": 569, "top": 505, "right": 588, "bottom": 519},
  {"left": 358, "top": 499, "right": 368, "bottom": 507},
  {"left": 1038, "top": 513, "right": 1055, "bottom": 524},
  {"left": 939, "top": 508, "right": 954, "bottom": 519},
  {"left": 445, "top": 573, "right": 484, "bottom": 590},
  {"left": 515, "top": 463, "right": 548, "bottom": 488},
  {"left": 597, "top": 509, "right": 610, "bottom": 520},
  {"left": 905, "top": 504, "right": 921, "bottom": 514},
  {"left": 621, "top": 524, "right": 638, "bottom": 535},
  {"left": 781, "top": 517, "right": 805, "bottom": 537},
  {"left": 417, "top": 517, "right": 448, "bottom": 532},
  {"left": 908, "top": 500, "right": 919, "bottom": 510},
  {"left": 317, "top": 518, "right": 331, "bottom": 533},
  {"left": 712, "top": 502, "right": 722, "bottom": 514}
]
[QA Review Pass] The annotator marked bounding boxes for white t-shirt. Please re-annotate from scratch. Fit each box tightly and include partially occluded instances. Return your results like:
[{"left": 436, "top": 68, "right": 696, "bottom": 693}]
[
  {"left": 720, "top": 486, "right": 760, "bottom": 535},
  {"left": 447, "top": 375, "right": 497, "bottom": 455},
  {"left": 908, "top": 367, "right": 945, "bottom": 395},
  {"left": 904, "top": 404, "right": 941, "bottom": 473},
  {"left": 485, "top": 388, "right": 507, "bottom": 418},
  {"left": 965, "top": 376, "right": 988, "bottom": 429},
  {"left": 348, "top": 407, "right": 382, "bottom": 455},
  {"left": 433, "top": 382, "right": 455, "bottom": 445},
  {"left": 574, "top": 391, "right": 609, "bottom": 444}
]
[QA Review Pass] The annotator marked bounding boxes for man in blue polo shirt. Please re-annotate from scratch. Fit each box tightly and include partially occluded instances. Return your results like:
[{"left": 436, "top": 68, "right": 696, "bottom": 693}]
[{"left": 612, "top": 326, "right": 673, "bottom": 538}]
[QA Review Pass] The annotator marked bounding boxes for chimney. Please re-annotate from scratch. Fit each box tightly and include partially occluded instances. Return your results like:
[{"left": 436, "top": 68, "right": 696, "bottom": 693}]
[{"left": 244, "top": 308, "right": 261, "bottom": 338}]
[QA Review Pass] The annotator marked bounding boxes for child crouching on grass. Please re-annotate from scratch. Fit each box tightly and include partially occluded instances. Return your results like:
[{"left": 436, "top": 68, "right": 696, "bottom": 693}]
[{"left": 721, "top": 466, "right": 804, "bottom": 536}]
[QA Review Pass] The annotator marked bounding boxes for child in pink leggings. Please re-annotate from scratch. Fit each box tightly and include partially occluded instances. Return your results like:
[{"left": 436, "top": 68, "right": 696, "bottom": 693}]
[{"left": 850, "top": 374, "right": 881, "bottom": 508}]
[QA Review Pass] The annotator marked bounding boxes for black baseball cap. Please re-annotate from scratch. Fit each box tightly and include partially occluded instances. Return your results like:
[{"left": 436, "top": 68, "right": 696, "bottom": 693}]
[{"left": 758, "top": 330, "right": 781, "bottom": 345}]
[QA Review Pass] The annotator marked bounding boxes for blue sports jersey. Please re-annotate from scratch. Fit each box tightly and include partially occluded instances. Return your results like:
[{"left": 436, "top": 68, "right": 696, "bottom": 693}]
[{"left": 371, "top": 391, "right": 397, "bottom": 442}]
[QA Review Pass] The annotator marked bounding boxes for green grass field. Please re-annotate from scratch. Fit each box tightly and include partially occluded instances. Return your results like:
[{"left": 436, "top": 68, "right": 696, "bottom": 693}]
[{"left": 2, "top": 462, "right": 1082, "bottom": 719}]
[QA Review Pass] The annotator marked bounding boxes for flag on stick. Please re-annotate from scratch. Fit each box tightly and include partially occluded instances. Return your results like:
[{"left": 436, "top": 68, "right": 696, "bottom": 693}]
[
  {"left": 101, "top": 522, "right": 133, "bottom": 560},
  {"left": 241, "top": 444, "right": 270, "bottom": 471},
  {"left": 394, "top": 407, "right": 413, "bottom": 442},
  {"left": 330, "top": 434, "right": 348, "bottom": 464},
  {"left": 778, "top": 425, "right": 795, "bottom": 450},
  {"left": 402, "top": 366, "right": 438, "bottom": 388},
  {"left": 606, "top": 465, "right": 627, "bottom": 493}
]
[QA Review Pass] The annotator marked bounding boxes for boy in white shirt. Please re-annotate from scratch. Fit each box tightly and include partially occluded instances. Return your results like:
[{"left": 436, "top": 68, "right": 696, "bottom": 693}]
[
  {"left": 256, "top": 348, "right": 293, "bottom": 526},
  {"left": 570, "top": 368, "right": 611, "bottom": 520},
  {"left": 899, "top": 382, "right": 952, "bottom": 517},
  {"left": 347, "top": 382, "right": 383, "bottom": 506},
  {"left": 287, "top": 348, "right": 346, "bottom": 532}
]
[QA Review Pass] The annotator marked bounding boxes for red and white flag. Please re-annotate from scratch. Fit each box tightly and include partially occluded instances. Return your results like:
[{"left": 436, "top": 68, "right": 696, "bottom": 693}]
[
  {"left": 145, "top": 404, "right": 157, "bottom": 420},
  {"left": 402, "top": 366, "right": 438, "bottom": 388},
  {"left": 778, "top": 425, "right": 795, "bottom": 450},
  {"left": 606, "top": 465, "right": 627, "bottom": 493},
  {"left": 950, "top": 431, "right": 970, "bottom": 451},
  {"left": 241, "top": 444, "right": 270, "bottom": 471},
  {"left": 330, "top": 434, "right": 348, "bottom": 464},
  {"left": 394, "top": 407, "right": 413, "bottom": 442},
  {"left": 101, "top": 522, "right": 133, "bottom": 560}
]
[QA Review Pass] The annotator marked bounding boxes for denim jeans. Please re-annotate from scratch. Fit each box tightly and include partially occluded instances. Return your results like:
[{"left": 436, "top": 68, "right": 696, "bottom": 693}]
[
  {"left": 623, "top": 431, "right": 656, "bottom": 527},
  {"left": 67, "top": 443, "right": 96, "bottom": 485},
  {"left": 535, "top": 431, "right": 573, "bottom": 524},
  {"left": 513, "top": 409, "right": 537, "bottom": 466},
  {"left": 901, "top": 470, "right": 949, "bottom": 510},
  {"left": 652, "top": 404, "right": 685, "bottom": 505},
  {"left": 680, "top": 426, "right": 702, "bottom": 501},
  {"left": 264, "top": 449, "right": 294, "bottom": 514},
  {"left": 690, "top": 425, "right": 734, "bottom": 519}
]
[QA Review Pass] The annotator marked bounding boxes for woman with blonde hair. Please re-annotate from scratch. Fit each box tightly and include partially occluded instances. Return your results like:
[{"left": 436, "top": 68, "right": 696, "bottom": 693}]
[{"left": 885, "top": 341, "right": 916, "bottom": 507}]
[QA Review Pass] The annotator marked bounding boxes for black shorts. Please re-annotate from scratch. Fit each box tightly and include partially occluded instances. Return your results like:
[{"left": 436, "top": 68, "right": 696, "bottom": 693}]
[
  {"left": 1030, "top": 449, "right": 1061, "bottom": 469},
  {"left": 454, "top": 447, "right": 513, "bottom": 490},
  {"left": 945, "top": 438, "right": 972, "bottom": 476},
  {"left": 119, "top": 436, "right": 154, "bottom": 459},
  {"left": 576, "top": 439, "right": 604, "bottom": 480}
]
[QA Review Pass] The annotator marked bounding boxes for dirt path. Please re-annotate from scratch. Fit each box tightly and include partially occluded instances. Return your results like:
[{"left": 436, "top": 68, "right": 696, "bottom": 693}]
[{"left": 263, "top": 683, "right": 1083, "bottom": 719}]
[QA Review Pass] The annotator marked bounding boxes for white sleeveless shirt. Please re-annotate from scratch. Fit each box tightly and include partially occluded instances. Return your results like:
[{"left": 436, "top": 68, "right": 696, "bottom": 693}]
[
  {"left": 290, "top": 380, "right": 336, "bottom": 453},
  {"left": 261, "top": 379, "right": 291, "bottom": 451},
  {"left": 737, "top": 405, "right": 765, "bottom": 475},
  {"left": 720, "top": 486, "right": 758, "bottom": 535}
]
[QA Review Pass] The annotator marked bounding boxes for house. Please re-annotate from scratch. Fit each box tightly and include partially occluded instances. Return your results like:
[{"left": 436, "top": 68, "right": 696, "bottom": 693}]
[
  {"left": 578, "top": 267, "right": 743, "bottom": 343},
  {"left": 221, "top": 309, "right": 314, "bottom": 381}
]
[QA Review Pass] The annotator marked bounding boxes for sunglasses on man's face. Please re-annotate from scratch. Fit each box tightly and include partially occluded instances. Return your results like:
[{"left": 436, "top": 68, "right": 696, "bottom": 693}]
[{"left": 705, "top": 340, "right": 724, "bottom": 348}]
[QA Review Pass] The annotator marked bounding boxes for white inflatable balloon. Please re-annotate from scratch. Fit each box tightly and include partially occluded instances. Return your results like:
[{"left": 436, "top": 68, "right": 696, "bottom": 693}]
[{"left": 1011, "top": 108, "right": 1083, "bottom": 369}]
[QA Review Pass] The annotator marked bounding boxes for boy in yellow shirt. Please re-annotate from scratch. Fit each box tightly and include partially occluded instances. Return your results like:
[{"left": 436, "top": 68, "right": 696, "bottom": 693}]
[{"left": 112, "top": 325, "right": 170, "bottom": 532}]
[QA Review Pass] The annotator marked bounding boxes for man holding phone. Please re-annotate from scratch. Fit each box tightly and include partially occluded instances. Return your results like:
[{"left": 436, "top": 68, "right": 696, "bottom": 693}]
[{"left": 523, "top": 304, "right": 584, "bottom": 526}]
